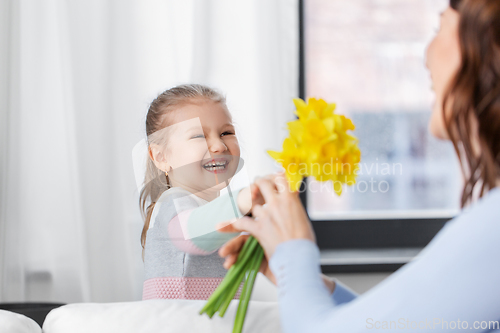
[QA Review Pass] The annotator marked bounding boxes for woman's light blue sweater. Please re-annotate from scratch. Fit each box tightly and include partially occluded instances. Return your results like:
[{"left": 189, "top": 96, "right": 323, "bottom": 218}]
[{"left": 269, "top": 187, "right": 500, "bottom": 332}]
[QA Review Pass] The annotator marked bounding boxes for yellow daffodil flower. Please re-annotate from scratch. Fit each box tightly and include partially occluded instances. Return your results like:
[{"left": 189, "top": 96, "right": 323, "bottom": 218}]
[{"left": 268, "top": 97, "right": 361, "bottom": 194}]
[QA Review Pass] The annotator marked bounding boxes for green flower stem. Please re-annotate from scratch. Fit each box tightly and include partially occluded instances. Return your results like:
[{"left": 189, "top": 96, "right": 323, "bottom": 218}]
[
  {"left": 233, "top": 245, "right": 264, "bottom": 333},
  {"left": 207, "top": 295, "right": 225, "bottom": 318},
  {"left": 204, "top": 239, "right": 256, "bottom": 310},
  {"left": 200, "top": 236, "right": 265, "bottom": 333},
  {"left": 199, "top": 237, "right": 259, "bottom": 315},
  {"left": 218, "top": 268, "right": 246, "bottom": 317}
]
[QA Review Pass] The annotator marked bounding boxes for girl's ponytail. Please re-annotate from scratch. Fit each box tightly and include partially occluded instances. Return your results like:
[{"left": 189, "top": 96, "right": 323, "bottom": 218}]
[{"left": 139, "top": 156, "right": 170, "bottom": 258}]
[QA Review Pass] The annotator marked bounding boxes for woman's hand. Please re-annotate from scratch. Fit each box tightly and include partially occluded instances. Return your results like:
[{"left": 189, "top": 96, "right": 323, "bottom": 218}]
[
  {"left": 219, "top": 234, "right": 277, "bottom": 285},
  {"left": 236, "top": 183, "right": 265, "bottom": 216},
  {"left": 219, "top": 173, "right": 338, "bottom": 293},
  {"left": 218, "top": 173, "right": 316, "bottom": 260},
  {"left": 219, "top": 232, "right": 336, "bottom": 293}
]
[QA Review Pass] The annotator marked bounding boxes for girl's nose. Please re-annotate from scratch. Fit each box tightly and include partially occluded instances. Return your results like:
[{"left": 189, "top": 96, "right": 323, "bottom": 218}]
[{"left": 209, "top": 138, "right": 228, "bottom": 153}]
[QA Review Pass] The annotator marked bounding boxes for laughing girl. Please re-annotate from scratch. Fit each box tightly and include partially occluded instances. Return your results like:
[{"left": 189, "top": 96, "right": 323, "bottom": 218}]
[{"left": 139, "top": 84, "right": 258, "bottom": 300}]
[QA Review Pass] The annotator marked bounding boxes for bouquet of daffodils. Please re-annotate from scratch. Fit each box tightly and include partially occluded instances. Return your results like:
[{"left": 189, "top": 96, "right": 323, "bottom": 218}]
[
  {"left": 199, "top": 98, "right": 360, "bottom": 332},
  {"left": 269, "top": 97, "right": 361, "bottom": 193}
]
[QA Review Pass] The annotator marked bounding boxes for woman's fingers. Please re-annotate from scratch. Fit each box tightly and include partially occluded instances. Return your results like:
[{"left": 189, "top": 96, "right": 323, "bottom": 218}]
[
  {"left": 219, "top": 235, "right": 247, "bottom": 269},
  {"left": 274, "top": 173, "right": 291, "bottom": 194},
  {"left": 223, "top": 253, "right": 239, "bottom": 269},
  {"left": 218, "top": 173, "right": 318, "bottom": 263},
  {"left": 250, "top": 183, "right": 260, "bottom": 198},
  {"left": 251, "top": 204, "right": 270, "bottom": 221},
  {"left": 216, "top": 216, "right": 258, "bottom": 235},
  {"left": 254, "top": 178, "right": 279, "bottom": 203},
  {"left": 248, "top": 172, "right": 287, "bottom": 208},
  {"left": 250, "top": 183, "right": 265, "bottom": 206},
  {"left": 216, "top": 219, "right": 240, "bottom": 233},
  {"left": 219, "top": 234, "right": 248, "bottom": 257}
]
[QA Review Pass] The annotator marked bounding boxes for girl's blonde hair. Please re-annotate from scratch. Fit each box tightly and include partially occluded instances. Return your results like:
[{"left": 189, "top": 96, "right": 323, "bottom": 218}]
[{"left": 139, "top": 84, "right": 226, "bottom": 255}]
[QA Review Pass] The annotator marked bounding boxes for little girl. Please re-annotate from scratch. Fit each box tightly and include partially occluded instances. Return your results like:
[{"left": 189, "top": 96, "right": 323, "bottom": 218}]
[{"left": 139, "top": 84, "right": 256, "bottom": 300}]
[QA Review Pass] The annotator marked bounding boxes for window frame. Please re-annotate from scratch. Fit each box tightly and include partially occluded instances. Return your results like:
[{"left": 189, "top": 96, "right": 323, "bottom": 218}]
[{"left": 298, "top": 0, "right": 452, "bottom": 268}]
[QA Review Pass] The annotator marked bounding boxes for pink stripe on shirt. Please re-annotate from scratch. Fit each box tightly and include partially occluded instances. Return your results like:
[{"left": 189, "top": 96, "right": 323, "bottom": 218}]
[{"left": 142, "top": 277, "right": 242, "bottom": 300}]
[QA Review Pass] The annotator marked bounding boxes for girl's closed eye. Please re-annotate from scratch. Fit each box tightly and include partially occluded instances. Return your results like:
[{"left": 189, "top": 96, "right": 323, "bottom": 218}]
[
  {"left": 221, "top": 131, "right": 234, "bottom": 137},
  {"left": 191, "top": 134, "right": 205, "bottom": 139}
]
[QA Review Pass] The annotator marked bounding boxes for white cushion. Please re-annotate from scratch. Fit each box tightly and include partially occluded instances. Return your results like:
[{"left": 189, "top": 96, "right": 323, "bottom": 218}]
[
  {"left": 0, "top": 309, "right": 42, "bottom": 333},
  {"left": 250, "top": 273, "right": 278, "bottom": 302},
  {"left": 43, "top": 299, "right": 281, "bottom": 333}
]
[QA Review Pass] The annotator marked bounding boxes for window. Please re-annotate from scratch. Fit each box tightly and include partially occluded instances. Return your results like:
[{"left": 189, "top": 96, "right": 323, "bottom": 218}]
[{"left": 300, "top": 0, "right": 458, "bottom": 253}]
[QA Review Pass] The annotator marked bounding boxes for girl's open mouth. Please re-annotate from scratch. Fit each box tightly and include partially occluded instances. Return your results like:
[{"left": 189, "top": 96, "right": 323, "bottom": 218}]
[{"left": 202, "top": 158, "right": 230, "bottom": 174}]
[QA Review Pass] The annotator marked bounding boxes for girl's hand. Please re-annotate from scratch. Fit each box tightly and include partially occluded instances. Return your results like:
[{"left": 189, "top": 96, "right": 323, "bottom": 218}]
[
  {"left": 218, "top": 173, "right": 316, "bottom": 260},
  {"left": 219, "top": 234, "right": 277, "bottom": 285},
  {"left": 236, "top": 174, "right": 279, "bottom": 215}
]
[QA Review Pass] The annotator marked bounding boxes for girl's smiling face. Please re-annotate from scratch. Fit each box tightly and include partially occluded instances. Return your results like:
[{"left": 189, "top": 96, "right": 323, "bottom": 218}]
[{"left": 151, "top": 99, "right": 240, "bottom": 199}]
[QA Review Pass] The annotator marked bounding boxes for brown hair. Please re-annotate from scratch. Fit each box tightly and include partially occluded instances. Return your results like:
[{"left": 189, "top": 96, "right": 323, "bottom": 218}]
[
  {"left": 139, "top": 84, "right": 226, "bottom": 256},
  {"left": 444, "top": 0, "right": 500, "bottom": 207}
]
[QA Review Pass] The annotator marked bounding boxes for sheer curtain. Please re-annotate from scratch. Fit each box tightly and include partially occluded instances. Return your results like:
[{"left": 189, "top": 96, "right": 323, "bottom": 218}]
[{"left": 0, "top": 0, "right": 298, "bottom": 303}]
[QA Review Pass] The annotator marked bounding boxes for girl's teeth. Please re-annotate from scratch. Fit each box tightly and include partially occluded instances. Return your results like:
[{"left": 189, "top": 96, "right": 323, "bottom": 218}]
[
  {"left": 204, "top": 161, "right": 227, "bottom": 168},
  {"left": 204, "top": 163, "right": 226, "bottom": 171},
  {"left": 206, "top": 167, "right": 223, "bottom": 171}
]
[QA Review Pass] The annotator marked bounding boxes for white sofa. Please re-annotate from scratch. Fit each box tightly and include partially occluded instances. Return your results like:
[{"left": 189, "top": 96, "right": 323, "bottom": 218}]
[
  {"left": 0, "top": 309, "right": 42, "bottom": 333},
  {"left": 1, "top": 274, "right": 281, "bottom": 333}
]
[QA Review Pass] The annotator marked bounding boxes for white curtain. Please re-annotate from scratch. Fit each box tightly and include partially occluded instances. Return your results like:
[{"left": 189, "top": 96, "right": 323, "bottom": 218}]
[{"left": 0, "top": 0, "right": 298, "bottom": 303}]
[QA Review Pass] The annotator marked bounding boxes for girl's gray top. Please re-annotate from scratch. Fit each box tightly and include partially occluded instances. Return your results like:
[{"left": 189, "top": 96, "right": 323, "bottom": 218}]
[{"left": 143, "top": 187, "right": 243, "bottom": 280}]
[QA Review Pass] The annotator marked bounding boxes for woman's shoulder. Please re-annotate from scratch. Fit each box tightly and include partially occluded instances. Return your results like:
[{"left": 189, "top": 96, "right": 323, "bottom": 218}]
[
  {"left": 459, "top": 186, "right": 500, "bottom": 221},
  {"left": 433, "top": 186, "right": 500, "bottom": 244}
]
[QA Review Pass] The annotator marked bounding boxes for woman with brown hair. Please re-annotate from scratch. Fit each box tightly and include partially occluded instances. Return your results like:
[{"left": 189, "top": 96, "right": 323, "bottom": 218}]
[{"left": 218, "top": 0, "right": 500, "bottom": 331}]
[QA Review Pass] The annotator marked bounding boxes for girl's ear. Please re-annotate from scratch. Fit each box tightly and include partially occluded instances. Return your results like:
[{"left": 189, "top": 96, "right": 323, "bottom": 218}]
[{"left": 148, "top": 144, "right": 171, "bottom": 173}]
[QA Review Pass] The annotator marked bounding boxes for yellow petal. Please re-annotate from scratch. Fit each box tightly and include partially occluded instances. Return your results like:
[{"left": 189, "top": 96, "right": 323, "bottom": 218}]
[
  {"left": 267, "top": 150, "right": 282, "bottom": 162},
  {"left": 322, "top": 117, "right": 334, "bottom": 133},
  {"left": 293, "top": 98, "right": 307, "bottom": 110},
  {"left": 282, "top": 137, "right": 298, "bottom": 154},
  {"left": 287, "top": 120, "right": 304, "bottom": 143},
  {"left": 333, "top": 182, "right": 343, "bottom": 196},
  {"left": 304, "top": 118, "right": 327, "bottom": 139},
  {"left": 286, "top": 172, "right": 304, "bottom": 192},
  {"left": 340, "top": 115, "right": 355, "bottom": 131},
  {"left": 321, "top": 103, "right": 336, "bottom": 118},
  {"left": 271, "top": 97, "right": 360, "bottom": 196}
]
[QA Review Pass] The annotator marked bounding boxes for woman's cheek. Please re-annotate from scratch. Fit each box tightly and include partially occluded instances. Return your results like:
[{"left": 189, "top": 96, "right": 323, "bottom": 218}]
[{"left": 429, "top": 105, "right": 448, "bottom": 140}]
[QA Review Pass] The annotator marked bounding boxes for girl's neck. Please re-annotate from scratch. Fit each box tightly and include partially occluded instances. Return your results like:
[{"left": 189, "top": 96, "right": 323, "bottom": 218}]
[
  {"left": 169, "top": 178, "right": 219, "bottom": 202},
  {"left": 191, "top": 188, "right": 219, "bottom": 202}
]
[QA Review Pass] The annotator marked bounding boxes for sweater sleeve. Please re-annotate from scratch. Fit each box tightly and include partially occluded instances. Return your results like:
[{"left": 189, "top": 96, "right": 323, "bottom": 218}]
[
  {"left": 331, "top": 279, "right": 358, "bottom": 305},
  {"left": 268, "top": 189, "right": 500, "bottom": 333}
]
